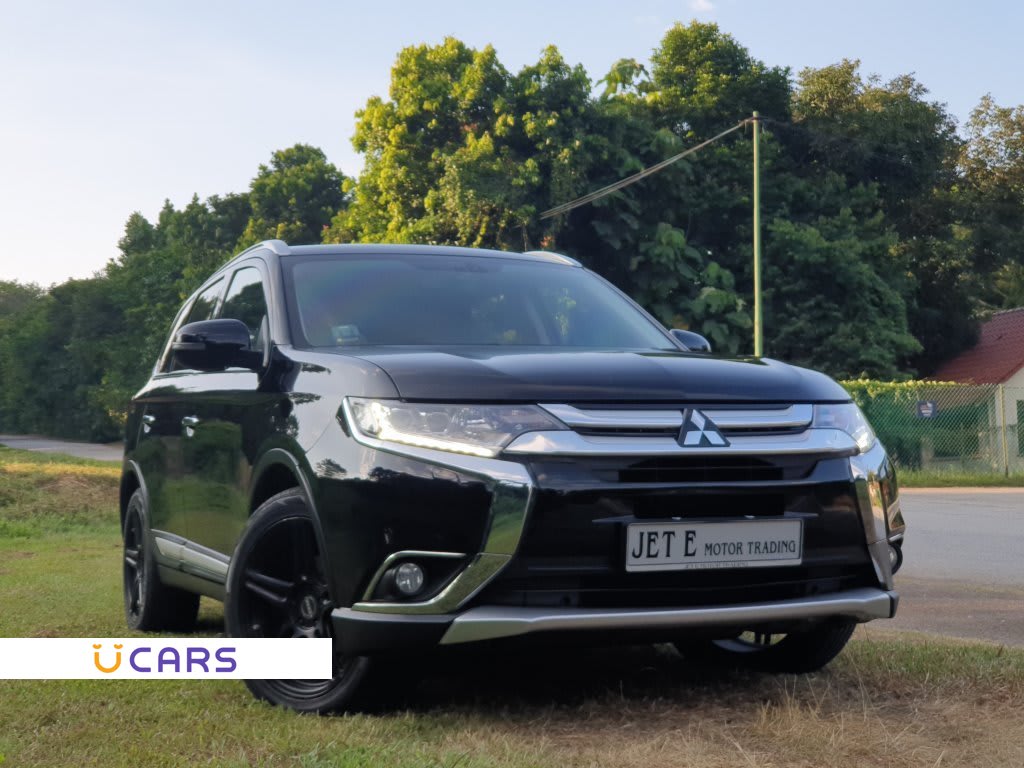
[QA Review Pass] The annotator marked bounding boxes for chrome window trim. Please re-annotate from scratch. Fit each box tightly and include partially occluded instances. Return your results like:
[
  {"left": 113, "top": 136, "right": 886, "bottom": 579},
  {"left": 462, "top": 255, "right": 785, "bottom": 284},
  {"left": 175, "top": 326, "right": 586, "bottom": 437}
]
[
  {"left": 341, "top": 399, "right": 535, "bottom": 615},
  {"left": 503, "top": 428, "right": 859, "bottom": 457}
]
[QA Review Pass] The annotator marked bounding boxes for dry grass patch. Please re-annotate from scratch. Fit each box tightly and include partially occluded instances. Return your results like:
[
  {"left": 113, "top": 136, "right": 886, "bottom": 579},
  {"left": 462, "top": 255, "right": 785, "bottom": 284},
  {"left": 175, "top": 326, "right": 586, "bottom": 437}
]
[
  {"left": 0, "top": 460, "right": 120, "bottom": 479},
  {"left": 0, "top": 447, "right": 119, "bottom": 536}
]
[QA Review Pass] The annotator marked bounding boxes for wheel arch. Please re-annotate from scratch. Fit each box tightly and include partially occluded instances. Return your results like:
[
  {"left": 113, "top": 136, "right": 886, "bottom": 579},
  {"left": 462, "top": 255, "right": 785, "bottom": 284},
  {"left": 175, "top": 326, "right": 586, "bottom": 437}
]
[
  {"left": 248, "top": 448, "right": 335, "bottom": 596},
  {"left": 250, "top": 459, "right": 302, "bottom": 514},
  {"left": 119, "top": 461, "right": 148, "bottom": 533}
]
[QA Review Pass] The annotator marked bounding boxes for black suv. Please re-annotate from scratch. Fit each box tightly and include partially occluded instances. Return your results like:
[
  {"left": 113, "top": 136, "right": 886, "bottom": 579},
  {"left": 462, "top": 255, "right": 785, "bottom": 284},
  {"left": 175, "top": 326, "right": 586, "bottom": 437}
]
[{"left": 121, "top": 240, "right": 905, "bottom": 712}]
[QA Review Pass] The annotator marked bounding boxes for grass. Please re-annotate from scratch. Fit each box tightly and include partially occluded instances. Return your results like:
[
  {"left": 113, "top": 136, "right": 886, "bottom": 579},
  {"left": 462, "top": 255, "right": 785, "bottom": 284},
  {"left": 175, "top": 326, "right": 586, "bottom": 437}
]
[
  {"left": 0, "top": 446, "right": 120, "bottom": 537},
  {"left": 0, "top": 443, "right": 120, "bottom": 469},
  {"left": 899, "top": 468, "right": 1024, "bottom": 487},
  {"left": 2, "top": 446, "right": 1024, "bottom": 766}
]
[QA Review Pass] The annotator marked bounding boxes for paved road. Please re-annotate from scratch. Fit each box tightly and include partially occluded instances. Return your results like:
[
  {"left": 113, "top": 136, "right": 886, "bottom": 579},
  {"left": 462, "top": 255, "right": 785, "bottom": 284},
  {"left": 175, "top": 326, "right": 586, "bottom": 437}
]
[
  {"left": 0, "top": 434, "right": 123, "bottom": 462},
  {"left": 898, "top": 489, "right": 1023, "bottom": 587},
  {"left": 883, "top": 488, "right": 1024, "bottom": 647}
]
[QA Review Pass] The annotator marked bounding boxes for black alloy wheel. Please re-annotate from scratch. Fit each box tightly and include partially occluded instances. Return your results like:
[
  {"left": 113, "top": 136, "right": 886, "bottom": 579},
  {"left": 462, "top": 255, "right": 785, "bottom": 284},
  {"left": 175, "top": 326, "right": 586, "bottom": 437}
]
[
  {"left": 122, "top": 488, "right": 199, "bottom": 631},
  {"left": 123, "top": 502, "right": 146, "bottom": 623},
  {"left": 225, "top": 488, "right": 372, "bottom": 712}
]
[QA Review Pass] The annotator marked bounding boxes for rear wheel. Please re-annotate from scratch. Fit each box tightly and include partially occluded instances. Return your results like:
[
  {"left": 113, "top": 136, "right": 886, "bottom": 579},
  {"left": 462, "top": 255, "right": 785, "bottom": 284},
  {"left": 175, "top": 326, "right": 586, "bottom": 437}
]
[
  {"left": 123, "top": 489, "right": 199, "bottom": 632},
  {"left": 225, "top": 488, "right": 373, "bottom": 713},
  {"left": 675, "top": 619, "right": 856, "bottom": 673}
]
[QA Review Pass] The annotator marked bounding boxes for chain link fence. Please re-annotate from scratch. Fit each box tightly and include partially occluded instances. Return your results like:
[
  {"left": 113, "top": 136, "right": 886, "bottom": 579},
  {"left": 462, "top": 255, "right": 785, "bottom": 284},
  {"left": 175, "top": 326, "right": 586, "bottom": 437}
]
[{"left": 843, "top": 381, "right": 1024, "bottom": 476}]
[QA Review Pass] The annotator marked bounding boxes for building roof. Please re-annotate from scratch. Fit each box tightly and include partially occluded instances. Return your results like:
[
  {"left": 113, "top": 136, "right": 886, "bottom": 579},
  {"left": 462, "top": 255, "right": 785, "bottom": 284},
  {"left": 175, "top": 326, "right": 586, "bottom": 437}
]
[{"left": 931, "top": 308, "right": 1024, "bottom": 384}]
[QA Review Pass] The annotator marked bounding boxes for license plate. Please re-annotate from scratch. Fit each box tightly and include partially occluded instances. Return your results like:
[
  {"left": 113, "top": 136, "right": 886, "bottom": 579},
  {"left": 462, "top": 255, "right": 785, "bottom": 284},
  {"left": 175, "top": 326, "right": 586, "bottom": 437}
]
[{"left": 625, "top": 519, "right": 803, "bottom": 572}]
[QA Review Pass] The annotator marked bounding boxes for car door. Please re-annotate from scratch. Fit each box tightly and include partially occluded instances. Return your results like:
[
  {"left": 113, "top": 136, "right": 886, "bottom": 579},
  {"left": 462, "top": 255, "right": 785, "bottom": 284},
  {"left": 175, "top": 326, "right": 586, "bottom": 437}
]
[
  {"left": 180, "top": 261, "right": 277, "bottom": 565},
  {"left": 134, "top": 278, "right": 226, "bottom": 558}
]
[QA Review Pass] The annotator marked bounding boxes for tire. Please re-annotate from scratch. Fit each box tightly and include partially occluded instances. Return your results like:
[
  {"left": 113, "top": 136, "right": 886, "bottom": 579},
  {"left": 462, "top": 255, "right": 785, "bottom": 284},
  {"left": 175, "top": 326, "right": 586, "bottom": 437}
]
[
  {"left": 675, "top": 619, "right": 857, "bottom": 674},
  {"left": 224, "top": 488, "right": 373, "bottom": 713},
  {"left": 123, "top": 489, "right": 200, "bottom": 632}
]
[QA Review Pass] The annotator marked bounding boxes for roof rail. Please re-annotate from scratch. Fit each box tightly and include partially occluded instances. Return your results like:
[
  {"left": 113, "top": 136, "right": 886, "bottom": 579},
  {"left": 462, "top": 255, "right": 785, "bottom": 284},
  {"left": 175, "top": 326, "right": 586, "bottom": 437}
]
[
  {"left": 522, "top": 250, "right": 582, "bottom": 267},
  {"left": 233, "top": 239, "right": 290, "bottom": 259},
  {"left": 253, "top": 239, "right": 290, "bottom": 256}
]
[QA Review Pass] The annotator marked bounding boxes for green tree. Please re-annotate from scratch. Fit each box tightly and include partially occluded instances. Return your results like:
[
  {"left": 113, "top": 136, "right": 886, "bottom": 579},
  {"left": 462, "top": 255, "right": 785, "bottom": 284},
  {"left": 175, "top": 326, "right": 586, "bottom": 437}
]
[
  {"left": 0, "top": 280, "right": 43, "bottom": 319},
  {"left": 791, "top": 59, "right": 969, "bottom": 372},
  {"left": 649, "top": 22, "right": 790, "bottom": 136},
  {"left": 328, "top": 40, "right": 599, "bottom": 250},
  {"left": 565, "top": 24, "right": 791, "bottom": 355},
  {"left": 0, "top": 278, "right": 125, "bottom": 440},
  {"left": 241, "top": 144, "right": 346, "bottom": 246},
  {"left": 960, "top": 94, "right": 1024, "bottom": 308},
  {"left": 762, "top": 177, "right": 921, "bottom": 377}
]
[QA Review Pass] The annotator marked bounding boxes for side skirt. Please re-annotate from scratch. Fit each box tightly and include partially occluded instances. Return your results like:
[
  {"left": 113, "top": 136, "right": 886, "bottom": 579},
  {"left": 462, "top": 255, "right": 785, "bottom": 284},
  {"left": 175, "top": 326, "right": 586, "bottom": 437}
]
[{"left": 153, "top": 530, "right": 229, "bottom": 602}]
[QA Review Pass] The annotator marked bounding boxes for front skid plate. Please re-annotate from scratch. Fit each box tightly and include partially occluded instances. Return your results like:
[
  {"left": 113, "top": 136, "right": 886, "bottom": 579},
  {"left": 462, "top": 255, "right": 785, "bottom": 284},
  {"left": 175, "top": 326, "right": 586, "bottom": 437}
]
[{"left": 333, "top": 587, "right": 897, "bottom": 651}]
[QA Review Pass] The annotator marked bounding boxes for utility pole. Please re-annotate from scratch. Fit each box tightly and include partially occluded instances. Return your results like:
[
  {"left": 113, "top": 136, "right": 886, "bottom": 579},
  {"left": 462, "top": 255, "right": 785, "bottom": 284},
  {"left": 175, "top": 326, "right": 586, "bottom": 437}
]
[{"left": 752, "top": 111, "right": 763, "bottom": 357}]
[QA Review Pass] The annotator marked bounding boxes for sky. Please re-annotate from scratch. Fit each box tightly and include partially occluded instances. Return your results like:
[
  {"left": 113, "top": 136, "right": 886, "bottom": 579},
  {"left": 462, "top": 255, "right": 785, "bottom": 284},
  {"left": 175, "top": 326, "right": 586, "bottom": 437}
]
[{"left": 1, "top": 0, "right": 1022, "bottom": 286}]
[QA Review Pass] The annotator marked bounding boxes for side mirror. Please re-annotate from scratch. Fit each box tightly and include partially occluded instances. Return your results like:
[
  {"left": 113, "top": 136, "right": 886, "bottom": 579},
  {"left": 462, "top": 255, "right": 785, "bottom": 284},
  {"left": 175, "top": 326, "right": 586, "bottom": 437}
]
[
  {"left": 670, "top": 329, "right": 712, "bottom": 354},
  {"left": 172, "top": 319, "right": 257, "bottom": 371}
]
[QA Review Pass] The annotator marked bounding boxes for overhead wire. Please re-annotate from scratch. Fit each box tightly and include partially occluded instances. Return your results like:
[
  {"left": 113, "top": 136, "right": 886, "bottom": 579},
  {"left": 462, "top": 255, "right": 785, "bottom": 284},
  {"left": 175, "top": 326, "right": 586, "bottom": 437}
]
[
  {"left": 539, "top": 113, "right": 934, "bottom": 222},
  {"left": 539, "top": 118, "right": 752, "bottom": 220}
]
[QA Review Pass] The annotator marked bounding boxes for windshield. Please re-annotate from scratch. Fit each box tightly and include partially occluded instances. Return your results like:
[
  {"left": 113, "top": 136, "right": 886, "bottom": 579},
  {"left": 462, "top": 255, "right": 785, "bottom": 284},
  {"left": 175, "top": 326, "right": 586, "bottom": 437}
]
[{"left": 282, "top": 253, "right": 675, "bottom": 350}]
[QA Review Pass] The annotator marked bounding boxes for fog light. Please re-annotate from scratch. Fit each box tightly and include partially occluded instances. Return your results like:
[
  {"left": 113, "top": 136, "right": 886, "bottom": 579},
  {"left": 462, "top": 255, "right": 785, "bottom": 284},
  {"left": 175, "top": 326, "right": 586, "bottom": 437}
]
[
  {"left": 394, "top": 562, "right": 425, "bottom": 596},
  {"left": 888, "top": 542, "right": 903, "bottom": 574}
]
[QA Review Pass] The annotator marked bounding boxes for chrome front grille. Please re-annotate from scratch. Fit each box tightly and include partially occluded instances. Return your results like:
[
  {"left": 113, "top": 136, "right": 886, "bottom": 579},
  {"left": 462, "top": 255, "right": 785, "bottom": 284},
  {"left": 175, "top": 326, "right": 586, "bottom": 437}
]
[
  {"left": 540, "top": 403, "right": 813, "bottom": 436},
  {"left": 503, "top": 404, "right": 856, "bottom": 457}
]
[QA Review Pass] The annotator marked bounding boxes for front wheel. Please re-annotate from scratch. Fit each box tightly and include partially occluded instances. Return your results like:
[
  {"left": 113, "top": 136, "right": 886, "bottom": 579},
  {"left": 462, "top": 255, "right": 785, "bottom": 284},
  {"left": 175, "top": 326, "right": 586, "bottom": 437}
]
[
  {"left": 675, "top": 619, "right": 857, "bottom": 673},
  {"left": 224, "top": 488, "right": 372, "bottom": 713}
]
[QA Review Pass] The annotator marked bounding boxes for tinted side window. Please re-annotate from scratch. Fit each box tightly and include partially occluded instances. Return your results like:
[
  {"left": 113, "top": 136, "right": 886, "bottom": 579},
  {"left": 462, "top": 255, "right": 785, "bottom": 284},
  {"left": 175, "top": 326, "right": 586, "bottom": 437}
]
[
  {"left": 185, "top": 278, "right": 225, "bottom": 325},
  {"left": 221, "top": 267, "right": 268, "bottom": 350},
  {"left": 160, "top": 278, "right": 225, "bottom": 372}
]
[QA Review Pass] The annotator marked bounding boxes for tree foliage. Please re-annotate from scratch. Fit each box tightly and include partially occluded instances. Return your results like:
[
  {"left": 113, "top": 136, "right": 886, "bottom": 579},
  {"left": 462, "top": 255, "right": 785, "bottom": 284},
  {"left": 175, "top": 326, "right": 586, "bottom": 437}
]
[
  {"left": 2, "top": 22, "right": 1022, "bottom": 439},
  {"left": 789, "top": 59, "right": 968, "bottom": 372},
  {"left": 326, "top": 40, "right": 599, "bottom": 249},
  {"left": 959, "top": 95, "right": 1024, "bottom": 306},
  {"left": 241, "top": 144, "right": 346, "bottom": 246}
]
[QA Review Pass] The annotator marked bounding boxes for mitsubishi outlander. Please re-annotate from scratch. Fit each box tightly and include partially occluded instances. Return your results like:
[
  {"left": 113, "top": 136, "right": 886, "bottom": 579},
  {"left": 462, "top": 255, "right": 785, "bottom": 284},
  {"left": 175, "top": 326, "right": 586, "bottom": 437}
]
[{"left": 120, "top": 240, "right": 905, "bottom": 712}]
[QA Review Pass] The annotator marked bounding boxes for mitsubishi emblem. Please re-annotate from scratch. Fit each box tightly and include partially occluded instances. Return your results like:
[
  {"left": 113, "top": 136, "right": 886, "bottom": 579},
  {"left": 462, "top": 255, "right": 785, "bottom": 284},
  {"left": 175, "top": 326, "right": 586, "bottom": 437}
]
[{"left": 678, "top": 409, "right": 729, "bottom": 447}]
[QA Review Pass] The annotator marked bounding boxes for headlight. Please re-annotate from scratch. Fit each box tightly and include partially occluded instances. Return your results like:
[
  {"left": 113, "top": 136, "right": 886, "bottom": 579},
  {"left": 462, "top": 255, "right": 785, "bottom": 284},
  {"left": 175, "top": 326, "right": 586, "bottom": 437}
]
[
  {"left": 345, "top": 398, "right": 566, "bottom": 457},
  {"left": 812, "top": 403, "right": 876, "bottom": 453}
]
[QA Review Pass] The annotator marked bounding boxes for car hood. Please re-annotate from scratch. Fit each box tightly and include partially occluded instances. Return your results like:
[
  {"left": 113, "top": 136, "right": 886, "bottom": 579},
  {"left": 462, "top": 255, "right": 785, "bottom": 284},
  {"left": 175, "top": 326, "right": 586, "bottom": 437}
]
[{"left": 316, "top": 347, "right": 850, "bottom": 403}]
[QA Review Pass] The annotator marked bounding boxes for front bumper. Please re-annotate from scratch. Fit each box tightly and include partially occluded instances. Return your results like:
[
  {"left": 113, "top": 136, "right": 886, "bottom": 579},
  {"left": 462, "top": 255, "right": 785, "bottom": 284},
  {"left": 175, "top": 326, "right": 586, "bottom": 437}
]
[
  {"left": 332, "top": 586, "right": 898, "bottom": 653},
  {"left": 335, "top": 414, "right": 905, "bottom": 655}
]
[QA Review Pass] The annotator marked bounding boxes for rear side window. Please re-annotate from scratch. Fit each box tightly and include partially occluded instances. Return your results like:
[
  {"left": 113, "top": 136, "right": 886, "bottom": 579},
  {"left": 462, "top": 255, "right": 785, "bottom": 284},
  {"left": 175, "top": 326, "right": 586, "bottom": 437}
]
[{"left": 221, "top": 266, "right": 268, "bottom": 351}]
